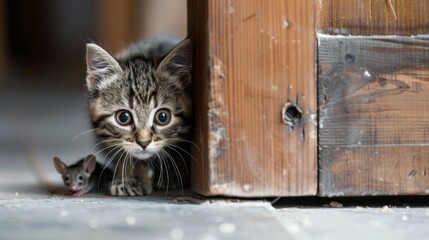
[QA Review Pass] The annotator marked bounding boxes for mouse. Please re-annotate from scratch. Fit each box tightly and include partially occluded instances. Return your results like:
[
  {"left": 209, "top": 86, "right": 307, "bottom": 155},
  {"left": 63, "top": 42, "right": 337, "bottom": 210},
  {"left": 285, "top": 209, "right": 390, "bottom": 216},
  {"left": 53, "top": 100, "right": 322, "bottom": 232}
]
[{"left": 53, "top": 154, "right": 112, "bottom": 196}]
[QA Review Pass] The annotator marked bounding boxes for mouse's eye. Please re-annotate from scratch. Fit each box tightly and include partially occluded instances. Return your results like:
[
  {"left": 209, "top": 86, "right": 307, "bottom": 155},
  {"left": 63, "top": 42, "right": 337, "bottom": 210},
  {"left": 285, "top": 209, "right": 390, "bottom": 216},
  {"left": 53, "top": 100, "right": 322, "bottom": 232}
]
[
  {"left": 64, "top": 176, "right": 70, "bottom": 182},
  {"left": 78, "top": 176, "right": 84, "bottom": 181}
]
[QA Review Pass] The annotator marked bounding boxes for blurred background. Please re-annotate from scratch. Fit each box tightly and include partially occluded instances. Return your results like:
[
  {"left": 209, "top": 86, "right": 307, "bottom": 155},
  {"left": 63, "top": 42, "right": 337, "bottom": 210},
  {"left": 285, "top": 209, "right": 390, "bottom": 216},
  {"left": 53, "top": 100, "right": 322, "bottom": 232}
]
[{"left": 0, "top": 0, "right": 187, "bottom": 187}]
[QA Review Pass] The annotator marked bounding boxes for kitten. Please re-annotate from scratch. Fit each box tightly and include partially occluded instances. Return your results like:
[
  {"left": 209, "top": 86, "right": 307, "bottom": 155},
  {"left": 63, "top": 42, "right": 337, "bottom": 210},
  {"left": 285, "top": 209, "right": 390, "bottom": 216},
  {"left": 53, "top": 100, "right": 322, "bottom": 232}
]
[{"left": 85, "top": 36, "right": 192, "bottom": 196}]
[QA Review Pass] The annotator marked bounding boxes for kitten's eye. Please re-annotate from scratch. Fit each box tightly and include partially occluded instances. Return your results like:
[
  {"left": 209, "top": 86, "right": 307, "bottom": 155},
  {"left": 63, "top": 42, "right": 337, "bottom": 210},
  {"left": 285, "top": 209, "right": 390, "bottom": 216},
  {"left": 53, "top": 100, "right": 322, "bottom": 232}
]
[
  {"left": 154, "top": 109, "right": 172, "bottom": 126},
  {"left": 64, "top": 176, "right": 70, "bottom": 182},
  {"left": 78, "top": 176, "right": 84, "bottom": 181},
  {"left": 115, "top": 110, "right": 132, "bottom": 125}
]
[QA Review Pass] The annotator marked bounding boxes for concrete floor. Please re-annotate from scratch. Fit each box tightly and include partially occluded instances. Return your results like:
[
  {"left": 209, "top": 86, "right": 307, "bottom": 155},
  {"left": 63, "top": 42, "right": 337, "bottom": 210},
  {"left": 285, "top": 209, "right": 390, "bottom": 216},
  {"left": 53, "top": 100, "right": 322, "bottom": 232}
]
[{"left": 1, "top": 89, "right": 429, "bottom": 240}]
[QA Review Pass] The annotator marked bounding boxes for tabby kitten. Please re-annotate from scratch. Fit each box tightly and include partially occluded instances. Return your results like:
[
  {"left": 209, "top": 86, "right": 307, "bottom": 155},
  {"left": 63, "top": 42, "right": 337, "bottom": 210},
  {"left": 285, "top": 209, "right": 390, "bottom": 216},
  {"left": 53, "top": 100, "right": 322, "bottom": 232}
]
[{"left": 85, "top": 37, "right": 192, "bottom": 196}]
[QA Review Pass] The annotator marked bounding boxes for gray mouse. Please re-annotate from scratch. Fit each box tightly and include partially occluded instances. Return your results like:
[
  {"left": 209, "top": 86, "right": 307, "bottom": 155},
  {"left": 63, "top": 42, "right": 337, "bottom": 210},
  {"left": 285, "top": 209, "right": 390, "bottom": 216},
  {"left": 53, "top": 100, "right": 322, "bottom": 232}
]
[{"left": 53, "top": 154, "right": 112, "bottom": 196}]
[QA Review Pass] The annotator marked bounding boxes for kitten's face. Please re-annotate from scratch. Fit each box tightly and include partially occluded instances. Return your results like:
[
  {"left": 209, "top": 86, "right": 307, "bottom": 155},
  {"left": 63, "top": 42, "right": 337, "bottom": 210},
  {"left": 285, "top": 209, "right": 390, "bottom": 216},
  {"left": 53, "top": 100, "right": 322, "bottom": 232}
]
[{"left": 85, "top": 40, "right": 192, "bottom": 160}]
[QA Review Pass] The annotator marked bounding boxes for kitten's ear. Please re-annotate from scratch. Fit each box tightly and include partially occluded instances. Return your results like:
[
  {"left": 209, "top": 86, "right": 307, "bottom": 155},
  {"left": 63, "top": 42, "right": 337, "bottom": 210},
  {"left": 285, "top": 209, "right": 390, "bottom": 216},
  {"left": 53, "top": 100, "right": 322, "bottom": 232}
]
[
  {"left": 83, "top": 154, "right": 97, "bottom": 174},
  {"left": 86, "top": 43, "right": 122, "bottom": 91},
  {"left": 53, "top": 157, "right": 68, "bottom": 175},
  {"left": 158, "top": 39, "right": 192, "bottom": 86}
]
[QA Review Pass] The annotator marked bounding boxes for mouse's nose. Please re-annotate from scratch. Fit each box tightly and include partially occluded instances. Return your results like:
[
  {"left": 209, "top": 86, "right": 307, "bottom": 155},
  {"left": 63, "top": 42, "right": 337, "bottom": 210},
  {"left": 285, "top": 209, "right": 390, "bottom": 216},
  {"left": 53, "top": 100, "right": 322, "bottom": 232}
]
[
  {"left": 70, "top": 185, "right": 79, "bottom": 191},
  {"left": 137, "top": 141, "right": 151, "bottom": 150}
]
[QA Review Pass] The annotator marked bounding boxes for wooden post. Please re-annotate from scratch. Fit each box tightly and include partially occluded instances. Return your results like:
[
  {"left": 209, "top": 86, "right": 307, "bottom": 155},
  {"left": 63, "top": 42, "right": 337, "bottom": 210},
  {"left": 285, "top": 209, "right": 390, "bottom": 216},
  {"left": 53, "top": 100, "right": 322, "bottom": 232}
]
[
  {"left": 317, "top": 0, "right": 429, "bottom": 196},
  {"left": 0, "top": 1, "right": 6, "bottom": 76},
  {"left": 188, "top": 0, "right": 317, "bottom": 197}
]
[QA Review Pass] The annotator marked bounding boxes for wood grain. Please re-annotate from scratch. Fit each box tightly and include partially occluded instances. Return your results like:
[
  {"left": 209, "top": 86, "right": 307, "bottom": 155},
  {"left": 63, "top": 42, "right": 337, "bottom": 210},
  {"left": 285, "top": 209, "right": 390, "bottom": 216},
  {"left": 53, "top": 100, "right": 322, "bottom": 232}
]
[
  {"left": 98, "top": 1, "right": 140, "bottom": 52},
  {"left": 318, "top": 35, "right": 429, "bottom": 196},
  {"left": 317, "top": 0, "right": 429, "bottom": 35},
  {"left": 188, "top": 0, "right": 317, "bottom": 197}
]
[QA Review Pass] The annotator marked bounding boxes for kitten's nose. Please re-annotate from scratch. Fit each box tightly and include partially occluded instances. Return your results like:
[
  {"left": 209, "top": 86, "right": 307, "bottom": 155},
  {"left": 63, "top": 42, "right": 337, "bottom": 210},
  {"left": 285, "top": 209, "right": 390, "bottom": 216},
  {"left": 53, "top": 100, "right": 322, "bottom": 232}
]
[{"left": 138, "top": 140, "right": 151, "bottom": 150}]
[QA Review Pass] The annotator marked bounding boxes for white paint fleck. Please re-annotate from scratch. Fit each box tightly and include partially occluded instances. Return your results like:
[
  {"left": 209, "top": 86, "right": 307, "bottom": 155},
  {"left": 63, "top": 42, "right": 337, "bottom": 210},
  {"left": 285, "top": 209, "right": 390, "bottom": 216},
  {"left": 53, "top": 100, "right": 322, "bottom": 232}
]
[
  {"left": 243, "top": 184, "right": 251, "bottom": 192},
  {"left": 126, "top": 216, "right": 136, "bottom": 226},
  {"left": 282, "top": 17, "right": 289, "bottom": 28},
  {"left": 309, "top": 114, "right": 317, "bottom": 125},
  {"left": 358, "top": 141, "right": 362, "bottom": 145},
  {"left": 170, "top": 228, "right": 185, "bottom": 239},
  {"left": 364, "top": 70, "right": 371, "bottom": 78},
  {"left": 219, "top": 223, "right": 236, "bottom": 234},
  {"left": 402, "top": 215, "right": 408, "bottom": 221},
  {"left": 60, "top": 210, "right": 68, "bottom": 217},
  {"left": 229, "top": 6, "right": 234, "bottom": 14},
  {"left": 88, "top": 220, "right": 98, "bottom": 229},
  {"left": 209, "top": 183, "right": 229, "bottom": 194}
]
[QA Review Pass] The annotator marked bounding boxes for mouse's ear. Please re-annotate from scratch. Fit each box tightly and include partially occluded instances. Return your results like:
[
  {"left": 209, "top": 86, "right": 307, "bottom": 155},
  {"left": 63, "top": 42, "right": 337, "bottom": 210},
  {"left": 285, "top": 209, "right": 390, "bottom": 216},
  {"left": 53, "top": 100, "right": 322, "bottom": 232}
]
[
  {"left": 53, "top": 157, "right": 67, "bottom": 175},
  {"left": 84, "top": 155, "right": 97, "bottom": 174}
]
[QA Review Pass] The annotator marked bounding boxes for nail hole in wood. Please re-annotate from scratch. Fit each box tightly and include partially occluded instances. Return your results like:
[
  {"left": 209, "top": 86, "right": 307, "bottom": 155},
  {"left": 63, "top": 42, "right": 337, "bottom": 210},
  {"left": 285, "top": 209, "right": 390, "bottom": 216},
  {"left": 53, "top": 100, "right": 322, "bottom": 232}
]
[
  {"left": 345, "top": 53, "right": 355, "bottom": 64},
  {"left": 282, "top": 102, "right": 302, "bottom": 130}
]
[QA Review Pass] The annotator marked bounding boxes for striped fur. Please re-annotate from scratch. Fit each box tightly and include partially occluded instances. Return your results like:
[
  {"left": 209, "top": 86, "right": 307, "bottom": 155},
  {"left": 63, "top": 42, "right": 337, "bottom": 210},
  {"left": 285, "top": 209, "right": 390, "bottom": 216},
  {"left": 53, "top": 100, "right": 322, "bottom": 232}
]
[{"left": 85, "top": 37, "right": 192, "bottom": 196}]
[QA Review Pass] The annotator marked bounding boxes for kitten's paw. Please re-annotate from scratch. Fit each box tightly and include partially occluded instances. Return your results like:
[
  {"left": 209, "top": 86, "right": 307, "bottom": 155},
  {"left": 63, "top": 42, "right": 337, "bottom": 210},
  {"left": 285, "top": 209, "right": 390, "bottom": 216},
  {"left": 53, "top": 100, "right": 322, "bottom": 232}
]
[
  {"left": 110, "top": 181, "right": 152, "bottom": 196},
  {"left": 142, "top": 179, "right": 153, "bottom": 195}
]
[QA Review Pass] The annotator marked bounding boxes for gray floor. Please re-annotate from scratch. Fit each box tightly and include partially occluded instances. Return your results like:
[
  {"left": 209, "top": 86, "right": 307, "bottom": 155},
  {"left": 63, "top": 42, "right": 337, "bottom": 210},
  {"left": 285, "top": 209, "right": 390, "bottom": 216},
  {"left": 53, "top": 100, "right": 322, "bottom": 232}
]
[{"left": 1, "top": 89, "right": 429, "bottom": 240}]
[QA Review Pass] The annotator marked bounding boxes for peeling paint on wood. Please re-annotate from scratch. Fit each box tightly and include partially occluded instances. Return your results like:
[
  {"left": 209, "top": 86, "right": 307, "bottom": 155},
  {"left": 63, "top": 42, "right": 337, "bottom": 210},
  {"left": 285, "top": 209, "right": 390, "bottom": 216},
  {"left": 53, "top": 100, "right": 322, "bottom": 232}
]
[{"left": 208, "top": 57, "right": 227, "bottom": 163}]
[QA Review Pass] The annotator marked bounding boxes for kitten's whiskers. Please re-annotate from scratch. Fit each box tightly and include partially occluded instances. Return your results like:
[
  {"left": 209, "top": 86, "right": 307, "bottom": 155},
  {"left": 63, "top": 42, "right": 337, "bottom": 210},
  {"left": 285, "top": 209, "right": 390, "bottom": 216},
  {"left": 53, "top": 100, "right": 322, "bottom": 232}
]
[
  {"left": 160, "top": 148, "right": 184, "bottom": 195},
  {"left": 70, "top": 128, "right": 97, "bottom": 143}
]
